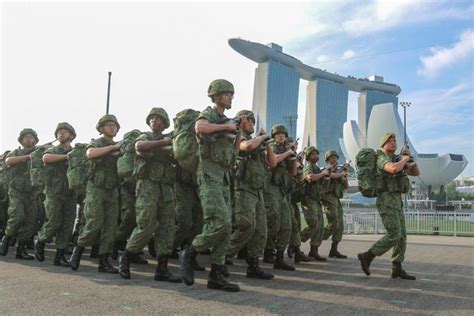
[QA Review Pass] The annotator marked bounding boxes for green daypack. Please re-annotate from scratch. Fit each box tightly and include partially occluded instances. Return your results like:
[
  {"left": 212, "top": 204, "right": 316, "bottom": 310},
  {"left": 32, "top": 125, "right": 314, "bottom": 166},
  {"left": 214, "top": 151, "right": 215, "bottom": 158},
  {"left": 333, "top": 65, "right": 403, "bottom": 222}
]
[
  {"left": 117, "top": 129, "right": 142, "bottom": 183},
  {"left": 30, "top": 143, "right": 54, "bottom": 189},
  {"left": 355, "top": 148, "right": 381, "bottom": 197},
  {"left": 67, "top": 143, "right": 88, "bottom": 194},
  {"left": 172, "top": 109, "right": 200, "bottom": 173}
]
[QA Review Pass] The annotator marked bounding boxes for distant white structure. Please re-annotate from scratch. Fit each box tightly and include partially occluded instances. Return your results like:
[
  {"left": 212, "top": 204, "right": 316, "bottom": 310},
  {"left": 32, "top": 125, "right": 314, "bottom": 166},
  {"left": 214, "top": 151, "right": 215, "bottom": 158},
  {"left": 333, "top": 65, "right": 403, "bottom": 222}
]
[{"left": 341, "top": 103, "right": 468, "bottom": 190}]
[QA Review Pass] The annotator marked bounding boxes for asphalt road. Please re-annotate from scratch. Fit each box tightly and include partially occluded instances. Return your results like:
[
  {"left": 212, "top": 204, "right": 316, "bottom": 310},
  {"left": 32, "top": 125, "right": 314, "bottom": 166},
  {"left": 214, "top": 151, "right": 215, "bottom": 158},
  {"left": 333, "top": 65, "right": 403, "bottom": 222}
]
[{"left": 0, "top": 235, "right": 473, "bottom": 315}]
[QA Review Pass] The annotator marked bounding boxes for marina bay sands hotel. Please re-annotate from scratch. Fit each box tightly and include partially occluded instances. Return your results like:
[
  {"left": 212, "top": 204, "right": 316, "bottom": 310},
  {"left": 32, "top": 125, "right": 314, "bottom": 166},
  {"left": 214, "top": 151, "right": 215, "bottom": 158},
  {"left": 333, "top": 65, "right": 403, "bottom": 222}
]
[{"left": 228, "top": 38, "right": 401, "bottom": 161}]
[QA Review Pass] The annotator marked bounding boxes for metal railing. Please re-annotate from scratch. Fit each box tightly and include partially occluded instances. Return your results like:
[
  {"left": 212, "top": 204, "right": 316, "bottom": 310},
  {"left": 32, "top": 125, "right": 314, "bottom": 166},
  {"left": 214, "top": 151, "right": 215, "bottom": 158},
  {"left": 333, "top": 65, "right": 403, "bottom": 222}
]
[{"left": 343, "top": 209, "right": 474, "bottom": 237}]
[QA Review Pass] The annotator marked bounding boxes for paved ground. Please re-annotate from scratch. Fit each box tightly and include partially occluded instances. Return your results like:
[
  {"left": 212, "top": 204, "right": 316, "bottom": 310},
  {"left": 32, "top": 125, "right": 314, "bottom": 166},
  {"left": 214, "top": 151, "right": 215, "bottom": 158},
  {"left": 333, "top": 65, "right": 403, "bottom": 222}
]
[{"left": 0, "top": 235, "right": 473, "bottom": 315}]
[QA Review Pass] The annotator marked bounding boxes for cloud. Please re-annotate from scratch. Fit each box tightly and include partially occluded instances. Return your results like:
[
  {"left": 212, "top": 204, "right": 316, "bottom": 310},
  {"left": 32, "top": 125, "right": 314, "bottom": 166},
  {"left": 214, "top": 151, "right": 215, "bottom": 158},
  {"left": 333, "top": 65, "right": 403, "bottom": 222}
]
[
  {"left": 417, "top": 29, "right": 474, "bottom": 78},
  {"left": 342, "top": 49, "right": 356, "bottom": 59},
  {"left": 342, "top": 0, "right": 473, "bottom": 37}
]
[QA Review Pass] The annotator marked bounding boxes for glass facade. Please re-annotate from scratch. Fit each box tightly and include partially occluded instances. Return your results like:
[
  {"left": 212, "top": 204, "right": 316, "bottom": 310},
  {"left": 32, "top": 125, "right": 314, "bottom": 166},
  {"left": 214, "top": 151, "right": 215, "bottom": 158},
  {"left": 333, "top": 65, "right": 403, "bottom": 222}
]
[
  {"left": 361, "top": 90, "right": 398, "bottom": 133},
  {"left": 314, "top": 79, "right": 348, "bottom": 162},
  {"left": 255, "top": 59, "right": 299, "bottom": 138}
]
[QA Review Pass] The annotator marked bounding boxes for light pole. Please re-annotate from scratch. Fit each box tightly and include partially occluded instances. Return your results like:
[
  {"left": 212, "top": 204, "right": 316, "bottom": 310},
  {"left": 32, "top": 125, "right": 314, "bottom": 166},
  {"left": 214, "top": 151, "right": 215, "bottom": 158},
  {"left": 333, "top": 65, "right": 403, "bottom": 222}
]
[
  {"left": 399, "top": 101, "right": 411, "bottom": 212},
  {"left": 283, "top": 114, "right": 298, "bottom": 138}
]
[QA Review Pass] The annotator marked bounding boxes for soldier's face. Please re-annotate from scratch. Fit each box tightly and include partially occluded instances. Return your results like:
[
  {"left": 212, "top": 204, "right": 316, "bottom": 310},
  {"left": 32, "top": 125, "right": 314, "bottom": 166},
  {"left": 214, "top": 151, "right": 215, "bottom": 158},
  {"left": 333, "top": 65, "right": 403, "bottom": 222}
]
[
  {"left": 149, "top": 115, "right": 163, "bottom": 132},
  {"left": 21, "top": 134, "right": 36, "bottom": 148},
  {"left": 101, "top": 122, "right": 118, "bottom": 138},
  {"left": 274, "top": 132, "right": 285, "bottom": 144},
  {"left": 215, "top": 92, "right": 233, "bottom": 109},
  {"left": 309, "top": 152, "right": 319, "bottom": 163},
  {"left": 327, "top": 156, "right": 338, "bottom": 165},
  {"left": 241, "top": 118, "right": 255, "bottom": 135},
  {"left": 57, "top": 129, "right": 71, "bottom": 143},
  {"left": 383, "top": 137, "right": 397, "bottom": 153}
]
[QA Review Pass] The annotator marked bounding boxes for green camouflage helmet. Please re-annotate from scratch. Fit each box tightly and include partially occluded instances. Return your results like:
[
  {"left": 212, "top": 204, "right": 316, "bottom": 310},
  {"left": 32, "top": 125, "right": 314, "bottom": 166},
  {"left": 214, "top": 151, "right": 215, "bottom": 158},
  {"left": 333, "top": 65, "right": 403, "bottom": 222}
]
[
  {"left": 96, "top": 114, "right": 121, "bottom": 133},
  {"left": 271, "top": 124, "right": 288, "bottom": 137},
  {"left": 54, "top": 122, "right": 76, "bottom": 140},
  {"left": 325, "top": 150, "right": 339, "bottom": 161},
  {"left": 146, "top": 107, "right": 170, "bottom": 129},
  {"left": 17, "top": 128, "right": 39, "bottom": 145},
  {"left": 379, "top": 132, "right": 396, "bottom": 148},
  {"left": 304, "top": 146, "right": 319, "bottom": 157},
  {"left": 207, "top": 79, "right": 234, "bottom": 98},
  {"left": 236, "top": 110, "right": 255, "bottom": 122}
]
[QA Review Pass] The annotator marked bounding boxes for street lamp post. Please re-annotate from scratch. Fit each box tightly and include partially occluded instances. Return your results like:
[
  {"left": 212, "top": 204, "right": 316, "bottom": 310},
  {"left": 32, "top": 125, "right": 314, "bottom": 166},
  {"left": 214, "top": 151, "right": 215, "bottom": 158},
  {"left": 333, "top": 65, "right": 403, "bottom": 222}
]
[
  {"left": 283, "top": 114, "right": 298, "bottom": 137},
  {"left": 399, "top": 101, "right": 411, "bottom": 213}
]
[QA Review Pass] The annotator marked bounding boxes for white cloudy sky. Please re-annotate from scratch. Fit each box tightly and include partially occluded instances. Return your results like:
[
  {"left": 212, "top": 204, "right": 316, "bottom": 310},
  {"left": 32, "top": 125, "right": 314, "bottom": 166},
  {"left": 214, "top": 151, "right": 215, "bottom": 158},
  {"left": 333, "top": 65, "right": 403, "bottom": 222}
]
[{"left": 1, "top": 0, "right": 473, "bottom": 176}]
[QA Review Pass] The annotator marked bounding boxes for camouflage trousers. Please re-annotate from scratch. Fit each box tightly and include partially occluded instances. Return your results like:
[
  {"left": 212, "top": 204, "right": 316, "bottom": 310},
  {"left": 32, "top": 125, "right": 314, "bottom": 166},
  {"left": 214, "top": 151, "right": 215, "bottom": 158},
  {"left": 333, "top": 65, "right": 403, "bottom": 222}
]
[
  {"left": 369, "top": 192, "right": 406, "bottom": 263},
  {"left": 126, "top": 179, "right": 175, "bottom": 257},
  {"left": 289, "top": 200, "right": 302, "bottom": 248},
  {"left": 264, "top": 184, "right": 291, "bottom": 252},
  {"left": 77, "top": 182, "right": 119, "bottom": 255},
  {"left": 0, "top": 191, "right": 8, "bottom": 236},
  {"left": 300, "top": 198, "right": 324, "bottom": 247},
  {"left": 321, "top": 193, "right": 344, "bottom": 242},
  {"left": 192, "top": 166, "right": 232, "bottom": 265},
  {"left": 173, "top": 181, "right": 203, "bottom": 250},
  {"left": 5, "top": 191, "right": 38, "bottom": 242},
  {"left": 116, "top": 184, "right": 136, "bottom": 244},
  {"left": 38, "top": 194, "right": 76, "bottom": 249},
  {"left": 227, "top": 188, "right": 267, "bottom": 259}
]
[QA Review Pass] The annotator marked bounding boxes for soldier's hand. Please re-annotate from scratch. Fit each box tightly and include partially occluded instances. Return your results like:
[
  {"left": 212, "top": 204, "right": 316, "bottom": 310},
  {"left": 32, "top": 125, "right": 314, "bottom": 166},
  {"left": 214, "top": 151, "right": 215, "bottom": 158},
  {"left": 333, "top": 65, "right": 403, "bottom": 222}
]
[
  {"left": 258, "top": 128, "right": 266, "bottom": 136},
  {"left": 402, "top": 146, "right": 411, "bottom": 157},
  {"left": 163, "top": 137, "right": 172, "bottom": 145}
]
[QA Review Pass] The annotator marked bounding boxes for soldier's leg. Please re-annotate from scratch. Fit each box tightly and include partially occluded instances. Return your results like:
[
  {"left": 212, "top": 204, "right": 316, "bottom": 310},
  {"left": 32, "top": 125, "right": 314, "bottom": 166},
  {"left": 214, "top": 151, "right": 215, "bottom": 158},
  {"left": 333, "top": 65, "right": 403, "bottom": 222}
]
[
  {"left": 17, "top": 196, "right": 37, "bottom": 243},
  {"left": 55, "top": 198, "right": 76, "bottom": 250},
  {"left": 154, "top": 184, "right": 175, "bottom": 257},
  {"left": 264, "top": 191, "right": 280, "bottom": 251},
  {"left": 289, "top": 203, "right": 301, "bottom": 248},
  {"left": 369, "top": 204, "right": 402, "bottom": 257},
  {"left": 116, "top": 187, "right": 136, "bottom": 246},
  {"left": 300, "top": 200, "right": 318, "bottom": 244},
  {"left": 126, "top": 180, "right": 159, "bottom": 254},
  {"left": 38, "top": 195, "right": 64, "bottom": 243},
  {"left": 190, "top": 194, "right": 204, "bottom": 242},
  {"left": 5, "top": 194, "right": 26, "bottom": 238},
  {"left": 322, "top": 196, "right": 338, "bottom": 240},
  {"left": 391, "top": 205, "right": 407, "bottom": 263},
  {"left": 273, "top": 195, "right": 294, "bottom": 270},
  {"left": 247, "top": 190, "right": 266, "bottom": 259},
  {"left": 77, "top": 185, "right": 105, "bottom": 249},
  {"left": 332, "top": 199, "right": 344, "bottom": 242},
  {"left": 227, "top": 189, "right": 257, "bottom": 258},
  {"left": 192, "top": 175, "right": 231, "bottom": 266},
  {"left": 173, "top": 182, "right": 194, "bottom": 249}
]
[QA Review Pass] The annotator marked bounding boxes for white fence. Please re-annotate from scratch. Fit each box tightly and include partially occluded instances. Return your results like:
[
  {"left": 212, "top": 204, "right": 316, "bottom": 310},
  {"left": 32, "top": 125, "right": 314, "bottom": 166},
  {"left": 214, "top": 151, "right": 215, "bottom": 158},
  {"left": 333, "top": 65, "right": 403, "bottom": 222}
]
[{"left": 343, "top": 210, "right": 474, "bottom": 236}]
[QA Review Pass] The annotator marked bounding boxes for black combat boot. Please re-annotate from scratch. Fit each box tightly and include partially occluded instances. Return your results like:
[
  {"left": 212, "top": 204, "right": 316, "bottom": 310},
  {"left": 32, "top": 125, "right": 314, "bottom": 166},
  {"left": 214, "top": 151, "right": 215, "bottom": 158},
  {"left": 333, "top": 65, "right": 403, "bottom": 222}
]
[
  {"left": 34, "top": 239, "right": 46, "bottom": 262},
  {"left": 0, "top": 234, "right": 12, "bottom": 256},
  {"left": 192, "top": 257, "right": 206, "bottom": 271},
  {"left": 155, "top": 255, "right": 182, "bottom": 283},
  {"left": 90, "top": 244, "right": 99, "bottom": 258},
  {"left": 207, "top": 264, "right": 240, "bottom": 292},
  {"left": 69, "top": 245, "right": 84, "bottom": 270},
  {"left": 247, "top": 257, "right": 274, "bottom": 280},
  {"left": 329, "top": 241, "right": 347, "bottom": 258},
  {"left": 111, "top": 240, "right": 125, "bottom": 260},
  {"left": 287, "top": 245, "right": 296, "bottom": 259},
  {"left": 273, "top": 249, "right": 295, "bottom": 271},
  {"left": 118, "top": 251, "right": 131, "bottom": 279},
  {"left": 391, "top": 262, "right": 416, "bottom": 280},
  {"left": 26, "top": 237, "right": 34, "bottom": 250},
  {"left": 294, "top": 247, "right": 312, "bottom": 264},
  {"left": 357, "top": 250, "right": 375, "bottom": 276},
  {"left": 308, "top": 245, "right": 327, "bottom": 262},
  {"left": 15, "top": 241, "right": 34, "bottom": 260},
  {"left": 220, "top": 265, "right": 230, "bottom": 277},
  {"left": 98, "top": 254, "right": 118, "bottom": 273},
  {"left": 180, "top": 245, "right": 198, "bottom": 286},
  {"left": 54, "top": 249, "right": 70, "bottom": 267},
  {"left": 263, "top": 248, "right": 275, "bottom": 264},
  {"left": 148, "top": 239, "right": 156, "bottom": 257}
]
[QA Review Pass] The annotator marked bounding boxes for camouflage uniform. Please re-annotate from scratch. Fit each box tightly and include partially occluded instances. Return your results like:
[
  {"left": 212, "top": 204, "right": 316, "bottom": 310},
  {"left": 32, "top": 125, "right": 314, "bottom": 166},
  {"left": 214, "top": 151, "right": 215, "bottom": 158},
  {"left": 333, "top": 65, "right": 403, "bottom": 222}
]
[
  {"left": 173, "top": 166, "right": 203, "bottom": 250},
  {"left": 37, "top": 145, "right": 76, "bottom": 250},
  {"left": 4, "top": 147, "right": 38, "bottom": 243},
  {"left": 116, "top": 181, "right": 137, "bottom": 247},
  {"left": 227, "top": 133, "right": 267, "bottom": 259},
  {"left": 300, "top": 161, "right": 325, "bottom": 247},
  {"left": 76, "top": 136, "right": 120, "bottom": 256},
  {"left": 125, "top": 132, "right": 176, "bottom": 257},
  {"left": 191, "top": 106, "right": 236, "bottom": 265},
  {"left": 369, "top": 150, "right": 408, "bottom": 263},
  {"left": 321, "top": 164, "right": 345, "bottom": 243}
]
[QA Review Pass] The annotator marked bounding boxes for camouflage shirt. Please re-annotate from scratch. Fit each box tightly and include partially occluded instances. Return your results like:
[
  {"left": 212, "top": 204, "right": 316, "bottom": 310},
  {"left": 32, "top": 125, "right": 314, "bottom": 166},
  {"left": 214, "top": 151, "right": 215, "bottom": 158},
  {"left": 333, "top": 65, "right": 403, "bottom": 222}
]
[
  {"left": 7, "top": 147, "right": 35, "bottom": 193},
  {"left": 235, "top": 133, "right": 267, "bottom": 191},
  {"left": 44, "top": 145, "right": 74, "bottom": 196},
  {"left": 87, "top": 137, "right": 119, "bottom": 190}
]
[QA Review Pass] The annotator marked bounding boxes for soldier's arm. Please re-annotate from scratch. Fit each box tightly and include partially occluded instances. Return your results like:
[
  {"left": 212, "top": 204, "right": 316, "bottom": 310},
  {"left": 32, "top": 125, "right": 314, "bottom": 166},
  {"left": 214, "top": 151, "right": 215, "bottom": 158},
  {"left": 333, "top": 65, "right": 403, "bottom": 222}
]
[
  {"left": 265, "top": 143, "right": 277, "bottom": 168},
  {"left": 288, "top": 160, "right": 298, "bottom": 176},
  {"left": 43, "top": 153, "right": 67, "bottom": 163},
  {"left": 384, "top": 155, "right": 410, "bottom": 174},
  {"left": 234, "top": 131, "right": 241, "bottom": 150},
  {"left": 406, "top": 163, "right": 420, "bottom": 176},
  {"left": 135, "top": 138, "right": 172, "bottom": 153},
  {"left": 5, "top": 154, "right": 30, "bottom": 167},
  {"left": 307, "top": 169, "right": 329, "bottom": 182},
  {"left": 86, "top": 144, "right": 120, "bottom": 160},
  {"left": 239, "top": 135, "right": 267, "bottom": 152},
  {"left": 274, "top": 150, "right": 294, "bottom": 164},
  {"left": 195, "top": 119, "right": 235, "bottom": 135}
]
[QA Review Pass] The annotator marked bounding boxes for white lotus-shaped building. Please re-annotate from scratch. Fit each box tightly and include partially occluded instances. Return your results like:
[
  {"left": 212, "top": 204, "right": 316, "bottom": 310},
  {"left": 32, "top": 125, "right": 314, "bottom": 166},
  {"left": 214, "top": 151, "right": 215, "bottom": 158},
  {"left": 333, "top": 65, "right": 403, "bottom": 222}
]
[{"left": 341, "top": 103, "right": 468, "bottom": 189}]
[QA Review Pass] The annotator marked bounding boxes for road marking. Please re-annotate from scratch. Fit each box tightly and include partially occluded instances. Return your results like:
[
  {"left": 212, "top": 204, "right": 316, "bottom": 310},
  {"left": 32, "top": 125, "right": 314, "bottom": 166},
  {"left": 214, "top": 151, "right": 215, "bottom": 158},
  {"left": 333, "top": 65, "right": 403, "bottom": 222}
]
[{"left": 391, "top": 300, "right": 407, "bottom": 304}]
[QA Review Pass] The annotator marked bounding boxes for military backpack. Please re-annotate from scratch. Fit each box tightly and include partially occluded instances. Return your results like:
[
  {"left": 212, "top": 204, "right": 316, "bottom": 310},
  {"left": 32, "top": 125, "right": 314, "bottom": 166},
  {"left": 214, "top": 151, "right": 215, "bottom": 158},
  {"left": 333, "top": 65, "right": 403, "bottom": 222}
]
[
  {"left": 356, "top": 148, "right": 381, "bottom": 197},
  {"left": 117, "top": 129, "right": 142, "bottom": 184},
  {"left": 67, "top": 143, "right": 88, "bottom": 194},
  {"left": 30, "top": 143, "right": 54, "bottom": 189},
  {"left": 172, "top": 109, "right": 200, "bottom": 173}
]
